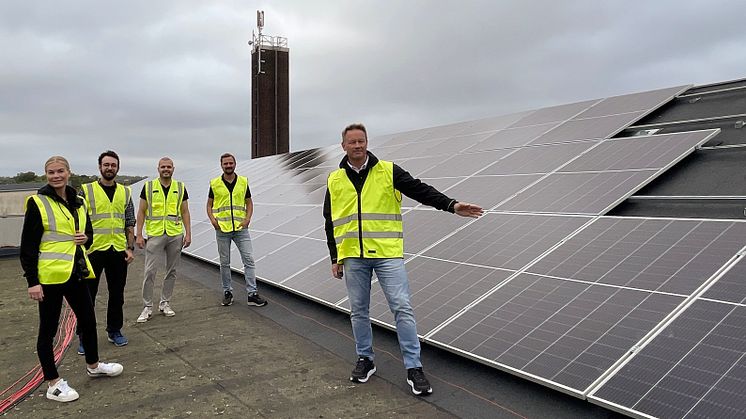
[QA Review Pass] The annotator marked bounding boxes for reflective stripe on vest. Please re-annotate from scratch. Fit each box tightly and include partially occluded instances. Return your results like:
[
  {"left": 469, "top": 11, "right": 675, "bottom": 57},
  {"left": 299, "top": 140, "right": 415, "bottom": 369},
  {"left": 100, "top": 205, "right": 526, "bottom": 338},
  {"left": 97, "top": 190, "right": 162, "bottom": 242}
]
[
  {"left": 144, "top": 179, "right": 185, "bottom": 237},
  {"left": 28, "top": 194, "right": 95, "bottom": 284},
  {"left": 210, "top": 175, "right": 249, "bottom": 232},
  {"left": 83, "top": 182, "right": 130, "bottom": 252},
  {"left": 328, "top": 160, "right": 403, "bottom": 261}
]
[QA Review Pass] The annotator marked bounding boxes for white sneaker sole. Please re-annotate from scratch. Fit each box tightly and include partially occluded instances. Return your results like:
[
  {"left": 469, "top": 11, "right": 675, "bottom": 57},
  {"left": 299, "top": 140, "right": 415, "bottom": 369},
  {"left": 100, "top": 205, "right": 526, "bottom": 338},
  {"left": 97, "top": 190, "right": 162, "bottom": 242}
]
[
  {"left": 407, "top": 378, "right": 433, "bottom": 396},
  {"left": 350, "top": 366, "right": 376, "bottom": 383},
  {"left": 46, "top": 391, "right": 79, "bottom": 402}
]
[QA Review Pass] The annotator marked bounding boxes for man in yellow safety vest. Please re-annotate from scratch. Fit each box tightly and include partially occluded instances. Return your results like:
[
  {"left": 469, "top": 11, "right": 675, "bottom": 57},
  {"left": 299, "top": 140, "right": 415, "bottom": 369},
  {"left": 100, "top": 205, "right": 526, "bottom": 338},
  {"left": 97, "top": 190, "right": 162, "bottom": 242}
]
[
  {"left": 206, "top": 153, "right": 267, "bottom": 307},
  {"left": 78, "top": 150, "right": 135, "bottom": 353},
  {"left": 135, "top": 157, "right": 191, "bottom": 322},
  {"left": 323, "top": 123, "right": 483, "bottom": 396}
]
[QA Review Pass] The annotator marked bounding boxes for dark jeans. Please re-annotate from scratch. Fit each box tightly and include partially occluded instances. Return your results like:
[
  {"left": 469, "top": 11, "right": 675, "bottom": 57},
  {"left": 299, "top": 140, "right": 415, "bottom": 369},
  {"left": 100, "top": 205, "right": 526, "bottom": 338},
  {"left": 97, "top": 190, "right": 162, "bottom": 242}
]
[
  {"left": 85, "top": 248, "right": 129, "bottom": 333},
  {"left": 38, "top": 278, "right": 98, "bottom": 380}
]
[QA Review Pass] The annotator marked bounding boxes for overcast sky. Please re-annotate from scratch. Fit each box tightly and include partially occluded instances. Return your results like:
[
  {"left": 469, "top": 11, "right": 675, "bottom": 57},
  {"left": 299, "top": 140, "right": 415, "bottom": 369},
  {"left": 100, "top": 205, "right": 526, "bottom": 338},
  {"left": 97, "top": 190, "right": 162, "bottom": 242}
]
[{"left": 2, "top": 0, "right": 745, "bottom": 176}]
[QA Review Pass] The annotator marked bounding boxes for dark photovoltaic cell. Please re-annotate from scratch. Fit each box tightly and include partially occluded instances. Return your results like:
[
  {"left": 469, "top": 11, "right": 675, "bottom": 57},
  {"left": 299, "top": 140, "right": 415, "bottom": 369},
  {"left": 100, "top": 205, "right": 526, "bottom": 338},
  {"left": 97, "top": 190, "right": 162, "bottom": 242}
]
[
  {"left": 480, "top": 140, "right": 597, "bottom": 175},
  {"left": 423, "top": 213, "right": 590, "bottom": 270},
  {"left": 401, "top": 209, "right": 473, "bottom": 254},
  {"left": 527, "top": 111, "right": 646, "bottom": 146},
  {"left": 527, "top": 217, "right": 746, "bottom": 295},
  {"left": 495, "top": 170, "right": 657, "bottom": 214},
  {"left": 256, "top": 238, "right": 329, "bottom": 284},
  {"left": 459, "top": 111, "right": 532, "bottom": 134},
  {"left": 559, "top": 130, "right": 718, "bottom": 172},
  {"left": 590, "top": 300, "right": 746, "bottom": 419},
  {"left": 702, "top": 256, "right": 746, "bottom": 304},
  {"left": 395, "top": 155, "right": 454, "bottom": 178},
  {"left": 420, "top": 132, "right": 494, "bottom": 157},
  {"left": 250, "top": 205, "right": 315, "bottom": 233},
  {"left": 270, "top": 206, "right": 323, "bottom": 237},
  {"left": 419, "top": 149, "right": 512, "bottom": 178},
  {"left": 280, "top": 260, "right": 350, "bottom": 305},
  {"left": 507, "top": 99, "right": 599, "bottom": 128},
  {"left": 367, "top": 257, "right": 515, "bottom": 334},
  {"left": 573, "top": 85, "right": 688, "bottom": 119},
  {"left": 450, "top": 174, "right": 543, "bottom": 209},
  {"left": 466, "top": 122, "right": 560, "bottom": 152},
  {"left": 429, "top": 273, "right": 683, "bottom": 393},
  {"left": 251, "top": 232, "right": 297, "bottom": 260},
  {"left": 402, "top": 177, "right": 463, "bottom": 208}
]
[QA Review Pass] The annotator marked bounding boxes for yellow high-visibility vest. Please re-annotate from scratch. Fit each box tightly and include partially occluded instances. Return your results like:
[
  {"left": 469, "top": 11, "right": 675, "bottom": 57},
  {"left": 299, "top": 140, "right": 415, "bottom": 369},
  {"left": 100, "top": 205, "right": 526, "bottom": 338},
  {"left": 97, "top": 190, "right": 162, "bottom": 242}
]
[
  {"left": 28, "top": 194, "right": 95, "bottom": 284},
  {"left": 327, "top": 160, "right": 403, "bottom": 262},
  {"left": 210, "top": 175, "right": 248, "bottom": 232},
  {"left": 82, "top": 181, "right": 131, "bottom": 252},
  {"left": 144, "top": 179, "right": 185, "bottom": 237}
]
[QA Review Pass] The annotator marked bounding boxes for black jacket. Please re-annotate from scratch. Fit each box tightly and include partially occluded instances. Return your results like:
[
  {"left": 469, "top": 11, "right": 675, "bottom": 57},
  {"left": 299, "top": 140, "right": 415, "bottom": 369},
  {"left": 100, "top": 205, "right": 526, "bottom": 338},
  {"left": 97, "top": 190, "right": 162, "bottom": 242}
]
[
  {"left": 20, "top": 184, "right": 94, "bottom": 287},
  {"left": 323, "top": 152, "right": 456, "bottom": 263}
]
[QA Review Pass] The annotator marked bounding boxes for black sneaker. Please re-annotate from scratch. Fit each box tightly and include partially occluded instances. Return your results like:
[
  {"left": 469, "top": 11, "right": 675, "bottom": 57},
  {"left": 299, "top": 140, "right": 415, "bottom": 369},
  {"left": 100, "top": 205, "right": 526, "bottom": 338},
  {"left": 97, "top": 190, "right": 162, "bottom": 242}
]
[
  {"left": 350, "top": 356, "right": 376, "bottom": 383},
  {"left": 222, "top": 290, "right": 234, "bottom": 306},
  {"left": 406, "top": 367, "right": 433, "bottom": 396},
  {"left": 247, "top": 292, "right": 267, "bottom": 307}
]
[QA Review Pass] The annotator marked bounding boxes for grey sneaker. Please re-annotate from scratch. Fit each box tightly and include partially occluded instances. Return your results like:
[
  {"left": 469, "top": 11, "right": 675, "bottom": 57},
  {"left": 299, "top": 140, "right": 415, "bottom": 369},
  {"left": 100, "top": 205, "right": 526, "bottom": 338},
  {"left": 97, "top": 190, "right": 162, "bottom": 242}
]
[
  {"left": 159, "top": 303, "right": 175, "bottom": 317},
  {"left": 222, "top": 290, "right": 234, "bottom": 306},
  {"left": 136, "top": 307, "right": 152, "bottom": 323},
  {"left": 247, "top": 292, "right": 267, "bottom": 307}
]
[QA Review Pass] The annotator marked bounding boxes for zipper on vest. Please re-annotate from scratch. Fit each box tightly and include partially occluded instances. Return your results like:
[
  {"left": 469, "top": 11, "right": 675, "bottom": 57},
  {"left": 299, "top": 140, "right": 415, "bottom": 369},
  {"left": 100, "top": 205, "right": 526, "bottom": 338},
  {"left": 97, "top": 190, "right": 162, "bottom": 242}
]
[
  {"left": 357, "top": 190, "right": 364, "bottom": 258},
  {"left": 229, "top": 188, "right": 236, "bottom": 231}
]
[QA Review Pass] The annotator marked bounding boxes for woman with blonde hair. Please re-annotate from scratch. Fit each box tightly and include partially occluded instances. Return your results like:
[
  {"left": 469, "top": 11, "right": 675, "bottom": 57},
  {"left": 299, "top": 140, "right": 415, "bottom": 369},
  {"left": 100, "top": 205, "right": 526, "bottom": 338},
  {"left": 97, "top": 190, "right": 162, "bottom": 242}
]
[{"left": 20, "top": 156, "right": 124, "bottom": 402}]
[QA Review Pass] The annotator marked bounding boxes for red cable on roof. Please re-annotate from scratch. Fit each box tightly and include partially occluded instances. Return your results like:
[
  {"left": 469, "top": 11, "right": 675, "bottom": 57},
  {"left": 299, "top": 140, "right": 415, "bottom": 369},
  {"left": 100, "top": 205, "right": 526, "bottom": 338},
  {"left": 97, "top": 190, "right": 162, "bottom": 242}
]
[{"left": 0, "top": 302, "right": 76, "bottom": 413}]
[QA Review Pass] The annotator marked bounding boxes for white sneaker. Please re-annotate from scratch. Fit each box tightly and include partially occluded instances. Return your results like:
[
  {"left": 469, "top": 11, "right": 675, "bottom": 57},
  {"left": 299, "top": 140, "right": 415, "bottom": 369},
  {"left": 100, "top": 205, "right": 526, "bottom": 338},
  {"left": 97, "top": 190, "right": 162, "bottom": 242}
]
[
  {"left": 86, "top": 361, "right": 124, "bottom": 378},
  {"left": 159, "top": 303, "right": 175, "bottom": 317},
  {"left": 136, "top": 307, "right": 152, "bottom": 323},
  {"left": 46, "top": 378, "right": 79, "bottom": 402}
]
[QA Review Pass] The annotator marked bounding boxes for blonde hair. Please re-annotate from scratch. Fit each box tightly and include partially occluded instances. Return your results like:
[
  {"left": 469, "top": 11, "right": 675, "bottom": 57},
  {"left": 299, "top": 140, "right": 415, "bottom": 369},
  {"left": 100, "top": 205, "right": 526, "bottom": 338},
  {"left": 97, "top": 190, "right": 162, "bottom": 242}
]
[{"left": 44, "top": 156, "right": 71, "bottom": 172}]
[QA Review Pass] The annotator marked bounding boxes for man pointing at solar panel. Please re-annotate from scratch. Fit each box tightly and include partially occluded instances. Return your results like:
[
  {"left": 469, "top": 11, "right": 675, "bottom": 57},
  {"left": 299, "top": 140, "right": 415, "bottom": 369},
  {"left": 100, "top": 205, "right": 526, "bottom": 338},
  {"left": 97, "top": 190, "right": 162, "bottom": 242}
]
[{"left": 323, "top": 123, "right": 483, "bottom": 396}]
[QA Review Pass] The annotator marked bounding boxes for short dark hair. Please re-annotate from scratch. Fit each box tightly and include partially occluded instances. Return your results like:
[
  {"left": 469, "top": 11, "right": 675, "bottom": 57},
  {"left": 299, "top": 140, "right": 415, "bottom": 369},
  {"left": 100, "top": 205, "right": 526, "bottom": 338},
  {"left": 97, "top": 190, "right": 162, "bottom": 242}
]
[
  {"left": 98, "top": 150, "right": 120, "bottom": 166},
  {"left": 341, "top": 123, "right": 367, "bottom": 140},
  {"left": 220, "top": 153, "right": 236, "bottom": 163}
]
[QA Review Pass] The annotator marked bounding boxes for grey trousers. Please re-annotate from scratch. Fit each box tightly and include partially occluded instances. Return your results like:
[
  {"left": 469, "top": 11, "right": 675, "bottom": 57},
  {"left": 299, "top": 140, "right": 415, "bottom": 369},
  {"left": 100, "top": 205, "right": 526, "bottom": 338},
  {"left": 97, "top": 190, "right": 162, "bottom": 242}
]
[{"left": 142, "top": 234, "right": 183, "bottom": 308}]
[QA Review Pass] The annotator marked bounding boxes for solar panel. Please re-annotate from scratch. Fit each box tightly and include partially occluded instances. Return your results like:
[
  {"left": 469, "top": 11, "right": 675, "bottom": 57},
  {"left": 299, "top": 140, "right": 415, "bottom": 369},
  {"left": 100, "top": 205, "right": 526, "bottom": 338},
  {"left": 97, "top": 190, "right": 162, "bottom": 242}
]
[
  {"left": 280, "top": 259, "right": 350, "bottom": 305},
  {"left": 480, "top": 140, "right": 598, "bottom": 175},
  {"left": 255, "top": 237, "right": 328, "bottom": 284},
  {"left": 365, "top": 257, "right": 515, "bottom": 335},
  {"left": 526, "top": 217, "right": 746, "bottom": 295},
  {"left": 559, "top": 130, "right": 718, "bottom": 172},
  {"left": 447, "top": 174, "right": 543, "bottom": 209},
  {"left": 401, "top": 209, "right": 473, "bottom": 254},
  {"left": 590, "top": 299, "right": 746, "bottom": 419},
  {"left": 494, "top": 170, "right": 658, "bottom": 214},
  {"left": 422, "top": 213, "right": 591, "bottom": 270},
  {"left": 528, "top": 111, "right": 647, "bottom": 145},
  {"left": 507, "top": 99, "right": 600, "bottom": 128},
  {"left": 428, "top": 272, "right": 684, "bottom": 394},
  {"left": 702, "top": 257, "right": 746, "bottom": 304},
  {"left": 176, "top": 83, "right": 746, "bottom": 417}
]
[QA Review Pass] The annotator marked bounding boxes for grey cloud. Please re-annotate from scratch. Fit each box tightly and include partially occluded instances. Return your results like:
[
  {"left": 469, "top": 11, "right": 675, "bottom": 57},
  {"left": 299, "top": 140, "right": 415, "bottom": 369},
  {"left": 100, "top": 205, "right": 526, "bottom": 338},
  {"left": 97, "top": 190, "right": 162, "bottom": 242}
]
[{"left": 1, "top": 0, "right": 746, "bottom": 176}]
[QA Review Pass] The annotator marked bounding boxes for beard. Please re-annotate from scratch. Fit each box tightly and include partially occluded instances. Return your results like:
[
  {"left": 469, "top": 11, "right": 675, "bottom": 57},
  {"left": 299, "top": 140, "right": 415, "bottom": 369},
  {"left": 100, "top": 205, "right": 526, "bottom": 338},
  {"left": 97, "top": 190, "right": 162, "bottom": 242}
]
[{"left": 101, "top": 171, "right": 117, "bottom": 181}]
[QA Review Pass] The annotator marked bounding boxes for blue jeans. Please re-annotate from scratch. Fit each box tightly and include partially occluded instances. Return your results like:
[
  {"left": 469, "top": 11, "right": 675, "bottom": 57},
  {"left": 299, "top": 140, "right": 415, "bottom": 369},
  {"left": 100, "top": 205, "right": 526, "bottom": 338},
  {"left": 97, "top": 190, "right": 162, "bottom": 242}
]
[
  {"left": 216, "top": 228, "right": 257, "bottom": 294},
  {"left": 344, "top": 257, "right": 422, "bottom": 369}
]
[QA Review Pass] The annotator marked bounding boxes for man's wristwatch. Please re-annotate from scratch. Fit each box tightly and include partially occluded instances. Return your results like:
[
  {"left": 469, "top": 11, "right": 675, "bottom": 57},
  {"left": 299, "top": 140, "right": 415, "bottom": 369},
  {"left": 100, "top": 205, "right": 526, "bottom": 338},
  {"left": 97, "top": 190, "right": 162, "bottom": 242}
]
[{"left": 127, "top": 245, "right": 135, "bottom": 251}]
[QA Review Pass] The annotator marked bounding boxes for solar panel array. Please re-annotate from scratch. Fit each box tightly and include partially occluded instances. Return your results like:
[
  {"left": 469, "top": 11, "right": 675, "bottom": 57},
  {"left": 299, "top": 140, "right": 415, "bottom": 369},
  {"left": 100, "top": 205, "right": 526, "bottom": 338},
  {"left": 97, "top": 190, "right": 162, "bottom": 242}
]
[{"left": 171, "top": 84, "right": 746, "bottom": 418}]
